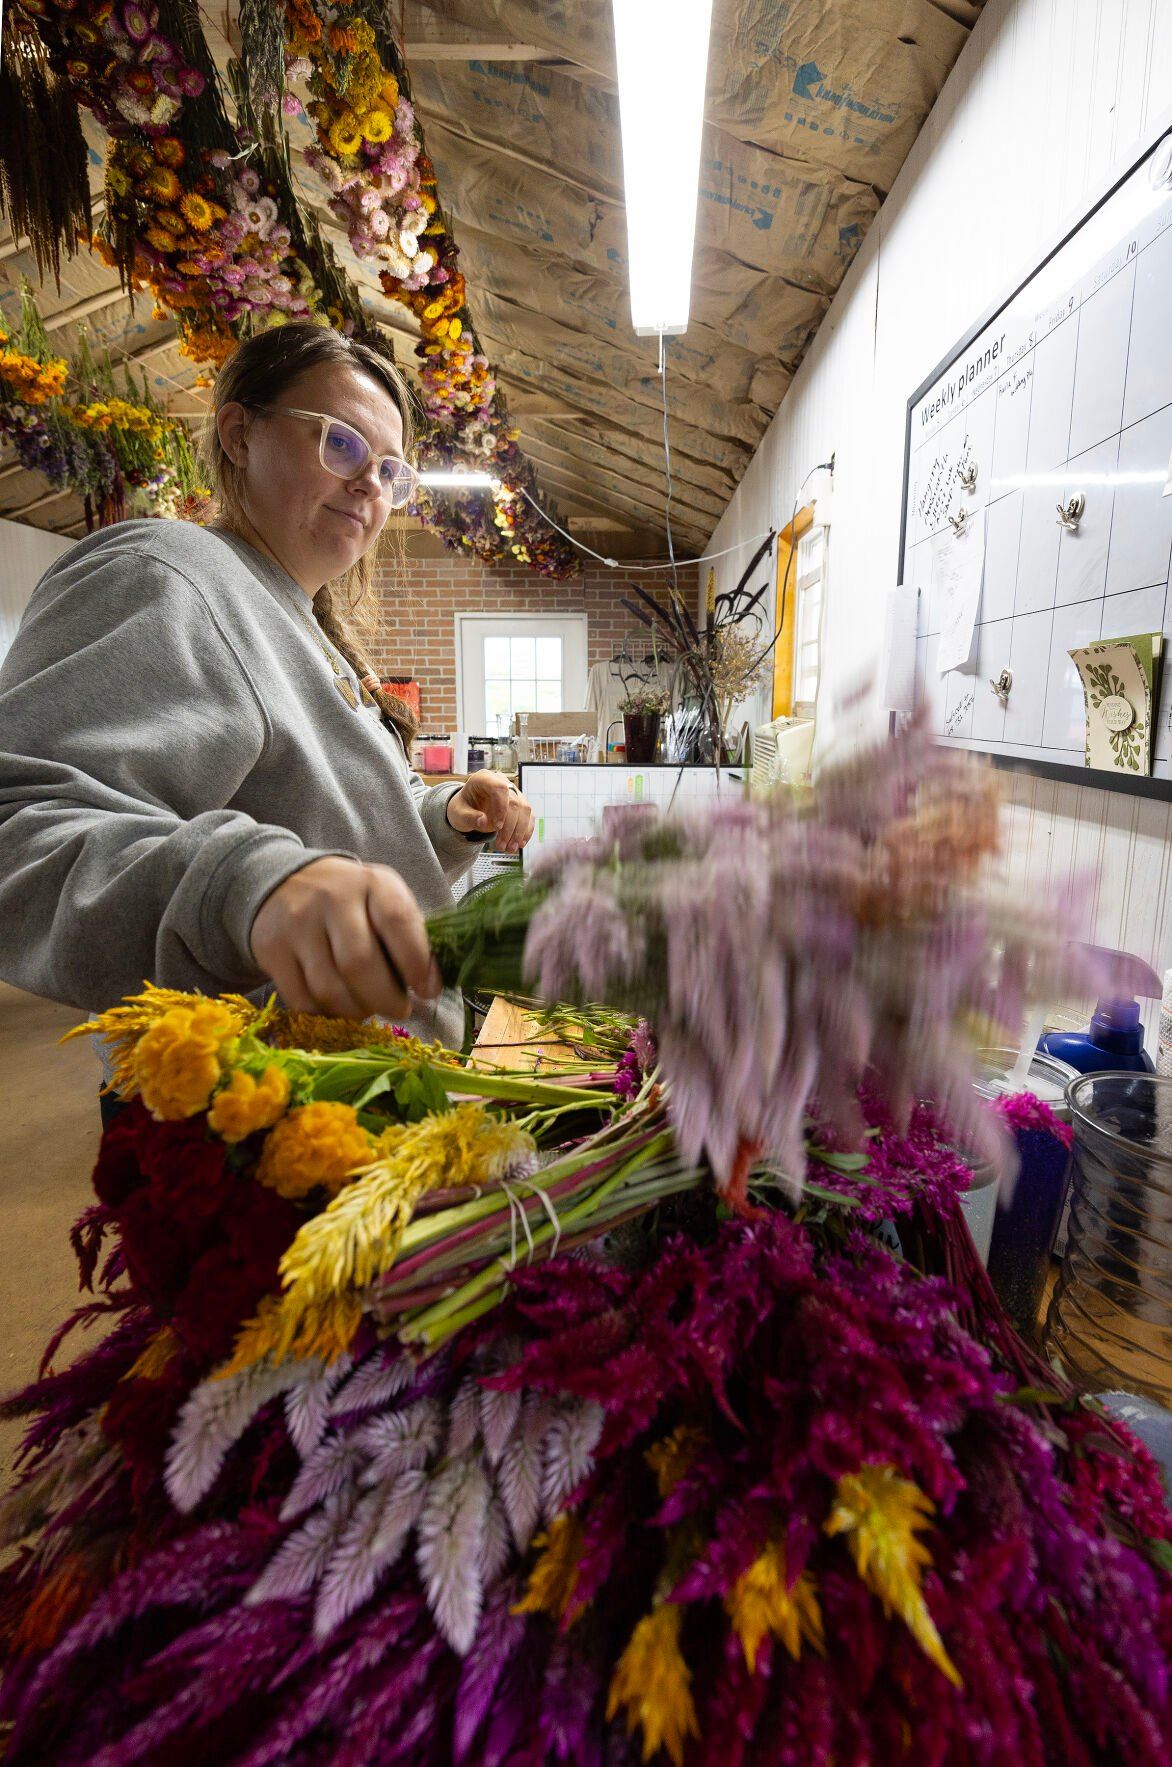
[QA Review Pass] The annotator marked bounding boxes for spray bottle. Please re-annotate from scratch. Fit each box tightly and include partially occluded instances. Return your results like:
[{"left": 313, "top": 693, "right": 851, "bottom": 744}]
[{"left": 1037, "top": 947, "right": 1160, "bottom": 1075}]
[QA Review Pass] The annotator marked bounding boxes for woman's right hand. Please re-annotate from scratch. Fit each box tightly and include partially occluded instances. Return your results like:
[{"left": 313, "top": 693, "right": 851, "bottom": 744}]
[{"left": 250, "top": 856, "right": 442, "bottom": 1020}]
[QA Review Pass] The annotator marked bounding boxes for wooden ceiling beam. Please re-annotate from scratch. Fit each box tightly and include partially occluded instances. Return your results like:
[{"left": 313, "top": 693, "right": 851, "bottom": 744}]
[
  {"left": 525, "top": 454, "right": 708, "bottom": 551},
  {"left": 0, "top": 485, "right": 76, "bottom": 520},
  {"left": 524, "top": 452, "right": 711, "bottom": 550},
  {"left": 521, "top": 425, "right": 726, "bottom": 524},
  {"left": 43, "top": 286, "right": 137, "bottom": 333}
]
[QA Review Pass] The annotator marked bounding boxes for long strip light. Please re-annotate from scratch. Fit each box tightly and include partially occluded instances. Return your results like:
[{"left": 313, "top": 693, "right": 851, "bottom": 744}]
[
  {"left": 611, "top": 0, "right": 715, "bottom": 337},
  {"left": 418, "top": 470, "right": 499, "bottom": 489}
]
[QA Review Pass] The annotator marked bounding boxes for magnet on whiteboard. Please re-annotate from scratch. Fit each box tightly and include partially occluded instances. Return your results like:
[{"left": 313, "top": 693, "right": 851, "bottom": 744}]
[
  {"left": 989, "top": 669, "right": 1012, "bottom": 707},
  {"left": 1150, "top": 136, "right": 1172, "bottom": 191},
  {"left": 1056, "top": 493, "right": 1086, "bottom": 530}
]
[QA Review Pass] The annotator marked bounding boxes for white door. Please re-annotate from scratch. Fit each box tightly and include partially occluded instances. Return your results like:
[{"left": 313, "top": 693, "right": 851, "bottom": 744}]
[{"left": 456, "top": 614, "right": 589, "bottom": 735}]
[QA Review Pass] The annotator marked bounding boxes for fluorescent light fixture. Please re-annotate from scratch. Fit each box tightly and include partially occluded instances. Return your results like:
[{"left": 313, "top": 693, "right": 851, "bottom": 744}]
[
  {"left": 418, "top": 471, "right": 499, "bottom": 489},
  {"left": 611, "top": 0, "right": 714, "bottom": 337}
]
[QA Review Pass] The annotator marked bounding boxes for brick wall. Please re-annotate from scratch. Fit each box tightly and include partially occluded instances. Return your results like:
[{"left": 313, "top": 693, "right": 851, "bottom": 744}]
[{"left": 368, "top": 553, "right": 698, "bottom": 732}]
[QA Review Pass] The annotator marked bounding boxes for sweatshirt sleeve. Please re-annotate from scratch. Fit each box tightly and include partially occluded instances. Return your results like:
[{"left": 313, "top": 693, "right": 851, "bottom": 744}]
[
  {"left": 0, "top": 545, "right": 353, "bottom": 1011},
  {"left": 408, "top": 772, "right": 486, "bottom": 880}
]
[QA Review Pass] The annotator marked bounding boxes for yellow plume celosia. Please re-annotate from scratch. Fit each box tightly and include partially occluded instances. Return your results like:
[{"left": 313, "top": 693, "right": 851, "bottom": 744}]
[
  {"left": 256, "top": 1101, "right": 374, "bottom": 1200},
  {"left": 223, "top": 1105, "right": 535, "bottom": 1374},
  {"left": 725, "top": 1538, "right": 824, "bottom": 1673},
  {"left": 122, "top": 1327, "right": 178, "bottom": 1383},
  {"left": 62, "top": 984, "right": 262, "bottom": 1097},
  {"left": 208, "top": 1065, "right": 291, "bottom": 1145},
  {"left": 825, "top": 1463, "right": 961, "bottom": 1688},
  {"left": 645, "top": 1425, "right": 707, "bottom": 1499},
  {"left": 513, "top": 1514, "right": 585, "bottom": 1622},
  {"left": 606, "top": 1604, "right": 698, "bottom": 1767}
]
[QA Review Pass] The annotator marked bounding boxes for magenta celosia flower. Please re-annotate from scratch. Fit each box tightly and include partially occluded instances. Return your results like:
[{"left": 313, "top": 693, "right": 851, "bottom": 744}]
[{"left": 993, "top": 1089, "right": 1074, "bottom": 1148}]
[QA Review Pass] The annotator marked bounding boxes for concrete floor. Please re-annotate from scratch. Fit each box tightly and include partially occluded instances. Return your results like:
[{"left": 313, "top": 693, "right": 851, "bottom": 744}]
[{"left": 0, "top": 984, "right": 103, "bottom": 1486}]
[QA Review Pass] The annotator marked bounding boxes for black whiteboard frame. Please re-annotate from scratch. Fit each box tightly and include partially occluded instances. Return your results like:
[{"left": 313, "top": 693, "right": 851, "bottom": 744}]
[{"left": 897, "top": 118, "right": 1172, "bottom": 804}]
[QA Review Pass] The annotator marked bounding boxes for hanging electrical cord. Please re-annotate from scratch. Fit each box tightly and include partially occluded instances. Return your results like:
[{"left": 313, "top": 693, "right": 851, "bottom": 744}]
[{"left": 657, "top": 330, "right": 680, "bottom": 608}]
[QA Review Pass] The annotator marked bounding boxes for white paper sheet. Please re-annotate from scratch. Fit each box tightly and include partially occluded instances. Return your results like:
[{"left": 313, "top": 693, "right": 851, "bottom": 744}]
[
  {"left": 934, "top": 524, "right": 986, "bottom": 674},
  {"left": 880, "top": 583, "right": 918, "bottom": 712}
]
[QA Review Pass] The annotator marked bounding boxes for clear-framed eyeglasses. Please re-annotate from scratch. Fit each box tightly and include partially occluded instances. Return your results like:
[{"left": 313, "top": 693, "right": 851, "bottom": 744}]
[{"left": 252, "top": 406, "right": 419, "bottom": 509}]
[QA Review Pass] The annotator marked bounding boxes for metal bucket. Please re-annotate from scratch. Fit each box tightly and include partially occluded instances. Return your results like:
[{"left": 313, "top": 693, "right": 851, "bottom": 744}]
[{"left": 1045, "top": 1072, "right": 1172, "bottom": 1406}]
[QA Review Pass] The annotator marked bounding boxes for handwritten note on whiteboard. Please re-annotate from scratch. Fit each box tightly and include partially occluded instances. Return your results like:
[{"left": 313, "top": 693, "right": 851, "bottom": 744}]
[
  {"left": 914, "top": 433, "right": 977, "bottom": 537},
  {"left": 933, "top": 525, "right": 986, "bottom": 674}
]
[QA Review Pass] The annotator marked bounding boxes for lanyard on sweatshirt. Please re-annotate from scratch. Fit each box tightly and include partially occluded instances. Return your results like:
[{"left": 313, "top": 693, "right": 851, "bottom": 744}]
[{"left": 289, "top": 600, "right": 362, "bottom": 710}]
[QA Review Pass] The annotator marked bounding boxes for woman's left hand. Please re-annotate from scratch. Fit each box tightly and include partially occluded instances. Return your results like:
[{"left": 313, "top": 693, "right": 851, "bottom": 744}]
[{"left": 445, "top": 770, "right": 535, "bottom": 853}]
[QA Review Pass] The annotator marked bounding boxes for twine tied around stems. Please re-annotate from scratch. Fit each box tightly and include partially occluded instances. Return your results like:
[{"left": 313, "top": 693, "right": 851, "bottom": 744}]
[{"left": 501, "top": 1178, "right": 564, "bottom": 1271}]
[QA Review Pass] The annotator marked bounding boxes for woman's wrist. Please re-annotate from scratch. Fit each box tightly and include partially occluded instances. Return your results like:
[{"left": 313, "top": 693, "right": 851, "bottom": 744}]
[{"left": 445, "top": 784, "right": 491, "bottom": 839}]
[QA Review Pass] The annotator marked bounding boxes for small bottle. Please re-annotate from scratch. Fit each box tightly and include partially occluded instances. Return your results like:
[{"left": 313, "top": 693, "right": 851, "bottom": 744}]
[{"left": 1039, "top": 997, "right": 1156, "bottom": 1075}]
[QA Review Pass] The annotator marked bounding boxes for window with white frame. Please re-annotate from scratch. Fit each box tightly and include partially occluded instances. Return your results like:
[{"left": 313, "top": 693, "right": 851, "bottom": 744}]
[
  {"left": 791, "top": 526, "right": 825, "bottom": 716},
  {"left": 456, "top": 614, "right": 589, "bottom": 736}
]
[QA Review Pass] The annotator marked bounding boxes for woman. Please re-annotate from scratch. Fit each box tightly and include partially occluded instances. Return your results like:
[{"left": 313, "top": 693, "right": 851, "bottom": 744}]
[{"left": 0, "top": 322, "right": 535, "bottom": 1065}]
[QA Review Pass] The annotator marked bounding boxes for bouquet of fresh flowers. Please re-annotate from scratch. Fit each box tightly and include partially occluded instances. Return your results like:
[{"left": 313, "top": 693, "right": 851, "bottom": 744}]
[
  {"left": 0, "top": 725, "right": 1167, "bottom": 1764},
  {"left": 619, "top": 686, "right": 671, "bottom": 716}
]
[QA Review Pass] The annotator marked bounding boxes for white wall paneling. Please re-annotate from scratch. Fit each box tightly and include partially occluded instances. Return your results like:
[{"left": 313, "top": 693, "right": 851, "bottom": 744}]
[
  {"left": 703, "top": 0, "right": 1172, "bottom": 1002},
  {"left": 0, "top": 519, "right": 73, "bottom": 668}
]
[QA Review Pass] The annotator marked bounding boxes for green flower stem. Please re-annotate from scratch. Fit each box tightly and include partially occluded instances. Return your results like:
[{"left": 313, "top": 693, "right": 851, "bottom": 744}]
[
  {"left": 392, "top": 1118, "right": 667, "bottom": 1263},
  {"left": 294, "top": 1048, "right": 607, "bottom": 1112},
  {"left": 399, "top": 1169, "right": 701, "bottom": 1348},
  {"left": 400, "top": 1133, "right": 675, "bottom": 1339},
  {"left": 382, "top": 1156, "right": 691, "bottom": 1296}
]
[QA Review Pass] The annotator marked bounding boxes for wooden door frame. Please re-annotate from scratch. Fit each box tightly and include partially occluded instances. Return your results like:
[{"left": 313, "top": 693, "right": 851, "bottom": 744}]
[{"left": 771, "top": 504, "right": 815, "bottom": 720}]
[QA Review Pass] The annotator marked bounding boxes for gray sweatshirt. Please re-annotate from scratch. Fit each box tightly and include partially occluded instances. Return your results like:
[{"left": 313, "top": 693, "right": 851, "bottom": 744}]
[{"left": 0, "top": 518, "right": 476, "bottom": 1047}]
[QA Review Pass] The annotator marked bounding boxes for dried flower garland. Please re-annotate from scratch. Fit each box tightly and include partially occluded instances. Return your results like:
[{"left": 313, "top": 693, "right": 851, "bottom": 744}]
[
  {"left": 262, "top": 0, "right": 577, "bottom": 578},
  {"left": 0, "top": 283, "right": 208, "bottom": 525}
]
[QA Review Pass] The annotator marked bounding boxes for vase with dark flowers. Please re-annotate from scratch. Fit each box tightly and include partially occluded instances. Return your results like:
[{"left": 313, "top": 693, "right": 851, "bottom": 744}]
[{"left": 620, "top": 688, "right": 667, "bottom": 763}]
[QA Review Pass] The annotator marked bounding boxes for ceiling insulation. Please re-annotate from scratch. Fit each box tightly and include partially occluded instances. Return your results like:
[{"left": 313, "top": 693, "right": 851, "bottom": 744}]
[{"left": 0, "top": 0, "right": 986, "bottom": 557}]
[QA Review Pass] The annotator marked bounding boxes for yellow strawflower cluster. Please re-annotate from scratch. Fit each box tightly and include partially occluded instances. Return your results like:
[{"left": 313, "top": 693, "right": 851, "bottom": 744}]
[
  {"left": 825, "top": 1462, "right": 961, "bottom": 1687},
  {"left": 606, "top": 1604, "right": 698, "bottom": 1767},
  {"left": 208, "top": 1066, "right": 291, "bottom": 1144},
  {"left": 130, "top": 999, "right": 242, "bottom": 1120},
  {"left": 725, "top": 1538, "right": 824, "bottom": 1672},
  {"left": 306, "top": 14, "right": 398, "bottom": 157},
  {"left": 256, "top": 1101, "right": 374, "bottom": 1200}
]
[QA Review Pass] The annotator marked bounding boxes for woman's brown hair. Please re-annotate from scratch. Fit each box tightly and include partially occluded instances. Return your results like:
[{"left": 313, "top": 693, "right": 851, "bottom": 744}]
[{"left": 201, "top": 322, "right": 420, "bottom": 748}]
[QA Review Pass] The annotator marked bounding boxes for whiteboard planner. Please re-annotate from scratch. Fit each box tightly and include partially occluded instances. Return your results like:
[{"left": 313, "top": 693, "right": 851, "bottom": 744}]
[{"left": 900, "top": 125, "right": 1172, "bottom": 797}]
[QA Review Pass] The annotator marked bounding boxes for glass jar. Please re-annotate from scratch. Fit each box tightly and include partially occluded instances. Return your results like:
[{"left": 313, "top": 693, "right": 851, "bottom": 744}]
[
  {"left": 491, "top": 737, "right": 516, "bottom": 774},
  {"left": 1045, "top": 1072, "right": 1172, "bottom": 1406}
]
